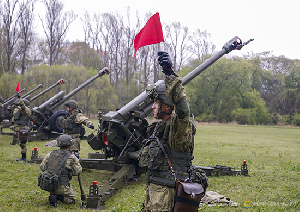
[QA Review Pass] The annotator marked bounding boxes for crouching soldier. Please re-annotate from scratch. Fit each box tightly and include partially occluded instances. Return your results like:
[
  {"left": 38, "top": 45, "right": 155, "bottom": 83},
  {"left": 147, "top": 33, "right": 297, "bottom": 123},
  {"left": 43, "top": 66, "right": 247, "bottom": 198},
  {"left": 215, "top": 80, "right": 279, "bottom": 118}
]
[{"left": 39, "top": 134, "right": 82, "bottom": 207}]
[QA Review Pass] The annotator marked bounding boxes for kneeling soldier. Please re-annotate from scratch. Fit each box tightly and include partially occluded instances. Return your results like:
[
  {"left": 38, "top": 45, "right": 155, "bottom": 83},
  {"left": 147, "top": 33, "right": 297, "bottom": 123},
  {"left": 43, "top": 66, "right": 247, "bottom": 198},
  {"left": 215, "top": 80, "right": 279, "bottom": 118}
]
[{"left": 40, "top": 134, "right": 82, "bottom": 207}]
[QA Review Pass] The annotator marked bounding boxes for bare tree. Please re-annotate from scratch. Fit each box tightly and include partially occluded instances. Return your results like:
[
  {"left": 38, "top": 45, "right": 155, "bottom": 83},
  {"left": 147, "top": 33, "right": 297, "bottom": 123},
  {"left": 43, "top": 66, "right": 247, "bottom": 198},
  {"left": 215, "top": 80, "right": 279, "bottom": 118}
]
[
  {"left": 123, "top": 7, "right": 138, "bottom": 86},
  {"left": 81, "top": 11, "right": 93, "bottom": 46},
  {"left": 189, "top": 29, "right": 216, "bottom": 62},
  {"left": 0, "top": 7, "right": 6, "bottom": 74},
  {"left": 40, "top": 0, "right": 77, "bottom": 66},
  {"left": 0, "top": 0, "right": 21, "bottom": 73},
  {"left": 164, "top": 22, "right": 189, "bottom": 72},
  {"left": 18, "top": 0, "right": 36, "bottom": 74}
]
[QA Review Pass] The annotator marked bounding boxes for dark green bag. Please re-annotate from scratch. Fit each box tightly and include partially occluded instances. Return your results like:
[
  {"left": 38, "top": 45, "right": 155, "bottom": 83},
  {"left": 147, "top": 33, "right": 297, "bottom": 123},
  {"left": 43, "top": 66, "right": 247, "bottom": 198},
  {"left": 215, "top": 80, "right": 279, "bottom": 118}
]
[
  {"left": 38, "top": 151, "right": 70, "bottom": 192},
  {"left": 38, "top": 170, "right": 59, "bottom": 192}
]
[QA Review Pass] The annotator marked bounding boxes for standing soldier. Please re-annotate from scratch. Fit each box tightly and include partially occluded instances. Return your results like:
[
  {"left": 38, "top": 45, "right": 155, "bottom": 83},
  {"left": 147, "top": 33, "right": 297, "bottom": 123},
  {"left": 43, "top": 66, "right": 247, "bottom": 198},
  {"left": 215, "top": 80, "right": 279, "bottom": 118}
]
[
  {"left": 61, "top": 100, "right": 94, "bottom": 156},
  {"left": 11, "top": 96, "right": 31, "bottom": 161},
  {"left": 139, "top": 51, "right": 196, "bottom": 211},
  {"left": 0, "top": 96, "right": 4, "bottom": 123},
  {"left": 39, "top": 134, "right": 82, "bottom": 207}
]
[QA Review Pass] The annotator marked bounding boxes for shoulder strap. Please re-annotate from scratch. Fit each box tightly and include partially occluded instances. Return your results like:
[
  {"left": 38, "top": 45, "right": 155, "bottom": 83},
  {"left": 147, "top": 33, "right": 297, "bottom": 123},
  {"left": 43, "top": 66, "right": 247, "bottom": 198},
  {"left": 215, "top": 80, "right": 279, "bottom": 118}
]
[
  {"left": 155, "top": 136, "right": 177, "bottom": 180},
  {"left": 60, "top": 151, "right": 71, "bottom": 167}
]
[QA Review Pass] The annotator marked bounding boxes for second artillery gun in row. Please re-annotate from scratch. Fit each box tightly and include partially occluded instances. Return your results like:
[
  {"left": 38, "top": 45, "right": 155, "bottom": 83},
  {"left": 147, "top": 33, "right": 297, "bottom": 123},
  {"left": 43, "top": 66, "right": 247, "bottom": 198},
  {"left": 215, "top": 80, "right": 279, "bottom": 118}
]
[{"left": 27, "top": 68, "right": 109, "bottom": 141}]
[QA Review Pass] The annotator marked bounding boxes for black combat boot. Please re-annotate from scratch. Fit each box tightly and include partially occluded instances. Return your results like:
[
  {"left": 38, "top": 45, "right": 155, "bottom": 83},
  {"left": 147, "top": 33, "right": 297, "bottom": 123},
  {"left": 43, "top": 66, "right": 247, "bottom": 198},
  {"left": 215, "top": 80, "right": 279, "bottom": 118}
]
[
  {"left": 49, "top": 194, "right": 58, "bottom": 207},
  {"left": 16, "top": 153, "right": 26, "bottom": 161},
  {"left": 57, "top": 195, "right": 64, "bottom": 202}
]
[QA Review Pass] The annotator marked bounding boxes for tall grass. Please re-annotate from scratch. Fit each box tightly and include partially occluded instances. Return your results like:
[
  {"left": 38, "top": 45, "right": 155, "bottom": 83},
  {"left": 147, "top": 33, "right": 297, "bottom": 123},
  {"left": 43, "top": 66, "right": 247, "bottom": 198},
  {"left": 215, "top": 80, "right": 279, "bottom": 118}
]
[{"left": 0, "top": 123, "right": 299, "bottom": 211}]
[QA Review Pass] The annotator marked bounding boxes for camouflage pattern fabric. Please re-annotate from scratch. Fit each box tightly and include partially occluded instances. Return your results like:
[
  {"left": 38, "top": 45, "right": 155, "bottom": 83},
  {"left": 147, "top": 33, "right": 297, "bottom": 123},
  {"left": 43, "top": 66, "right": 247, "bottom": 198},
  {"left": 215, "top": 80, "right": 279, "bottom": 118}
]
[
  {"left": 165, "top": 75, "right": 194, "bottom": 152},
  {"left": 69, "top": 134, "right": 81, "bottom": 152},
  {"left": 51, "top": 184, "right": 76, "bottom": 204},
  {"left": 199, "top": 191, "right": 239, "bottom": 207},
  {"left": 74, "top": 112, "right": 92, "bottom": 127},
  {"left": 143, "top": 75, "right": 195, "bottom": 211},
  {"left": 45, "top": 139, "right": 58, "bottom": 147},
  {"left": 11, "top": 100, "right": 31, "bottom": 153},
  {"left": 40, "top": 151, "right": 82, "bottom": 204},
  {"left": 20, "top": 138, "right": 27, "bottom": 154},
  {"left": 63, "top": 111, "right": 92, "bottom": 152},
  {"left": 144, "top": 183, "right": 175, "bottom": 212}
]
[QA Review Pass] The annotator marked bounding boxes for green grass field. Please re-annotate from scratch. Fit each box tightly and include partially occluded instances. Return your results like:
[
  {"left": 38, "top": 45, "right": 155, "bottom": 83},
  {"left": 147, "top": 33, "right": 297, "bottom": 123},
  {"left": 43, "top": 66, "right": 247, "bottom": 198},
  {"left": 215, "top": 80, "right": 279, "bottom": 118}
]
[{"left": 0, "top": 122, "right": 299, "bottom": 211}]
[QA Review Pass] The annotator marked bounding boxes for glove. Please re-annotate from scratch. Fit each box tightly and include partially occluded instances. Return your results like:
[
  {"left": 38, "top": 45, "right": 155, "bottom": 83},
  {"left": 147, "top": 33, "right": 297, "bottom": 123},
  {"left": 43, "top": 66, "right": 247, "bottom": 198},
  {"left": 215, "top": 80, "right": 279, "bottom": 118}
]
[
  {"left": 16, "top": 92, "right": 20, "bottom": 99},
  {"left": 89, "top": 124, "right": 94, "bottom": 129},
  {"left": 72, "top": 152, "right": 80, "bottom": 159},
  {"left": 158, "top": 51, "right": 175, "bottom": 76}
]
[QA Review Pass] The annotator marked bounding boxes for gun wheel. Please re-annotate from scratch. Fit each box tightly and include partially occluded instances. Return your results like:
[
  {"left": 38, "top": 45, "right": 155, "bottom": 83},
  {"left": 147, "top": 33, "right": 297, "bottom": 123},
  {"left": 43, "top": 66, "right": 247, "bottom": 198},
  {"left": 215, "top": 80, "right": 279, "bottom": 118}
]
[{"left": 49, "top": 110, "right": 67, "bottom": 133}]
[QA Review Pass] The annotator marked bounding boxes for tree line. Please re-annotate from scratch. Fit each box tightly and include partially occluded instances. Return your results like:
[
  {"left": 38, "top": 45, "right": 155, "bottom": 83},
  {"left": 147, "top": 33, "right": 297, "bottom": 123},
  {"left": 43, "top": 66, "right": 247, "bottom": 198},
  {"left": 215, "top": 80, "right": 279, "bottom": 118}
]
[{"left": 1, "top": 0, "right": 300, "bottom": 125}]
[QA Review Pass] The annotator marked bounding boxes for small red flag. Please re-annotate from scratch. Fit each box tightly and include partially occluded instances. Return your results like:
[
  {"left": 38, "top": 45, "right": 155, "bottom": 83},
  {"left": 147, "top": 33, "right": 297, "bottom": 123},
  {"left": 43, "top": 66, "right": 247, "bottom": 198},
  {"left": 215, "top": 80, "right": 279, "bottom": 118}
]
[
  {"left": 16, "top": 82, "right": 20, "bottom": 94},
  {"left": 132, "top": 12, "right": 164, "bottom": 59}
]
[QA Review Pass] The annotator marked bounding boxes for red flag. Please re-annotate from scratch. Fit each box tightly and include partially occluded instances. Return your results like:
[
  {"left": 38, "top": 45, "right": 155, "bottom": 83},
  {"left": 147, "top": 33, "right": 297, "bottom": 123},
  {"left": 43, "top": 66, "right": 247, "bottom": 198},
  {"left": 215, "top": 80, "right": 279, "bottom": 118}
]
[
  {"left": 16, "top": 82, "right": 20, "bottom": 94},
  {"left": 132, "top": 12, "right": 164, "bottom": 59}
]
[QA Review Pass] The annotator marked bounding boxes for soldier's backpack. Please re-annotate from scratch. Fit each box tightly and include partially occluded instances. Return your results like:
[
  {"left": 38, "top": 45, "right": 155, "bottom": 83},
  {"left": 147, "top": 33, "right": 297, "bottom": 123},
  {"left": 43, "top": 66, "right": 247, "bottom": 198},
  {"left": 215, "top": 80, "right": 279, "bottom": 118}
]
[
  {"left": 38, "top": 150, "right": 70, "bottom": 192},
  {"left": 38, "top": 169, "right": 59, "bottom": 192}
]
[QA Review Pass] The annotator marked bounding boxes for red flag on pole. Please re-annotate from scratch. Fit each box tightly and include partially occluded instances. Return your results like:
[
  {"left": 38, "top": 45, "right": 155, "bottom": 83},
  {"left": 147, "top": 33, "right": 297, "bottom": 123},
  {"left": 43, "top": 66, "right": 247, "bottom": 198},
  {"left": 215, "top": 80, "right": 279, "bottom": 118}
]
[
  {"left": 132, "top": 12, "right": 164, "bottom": 59},
  {"left": 16, "top": 82, "right": 20, "bottom": 94}
]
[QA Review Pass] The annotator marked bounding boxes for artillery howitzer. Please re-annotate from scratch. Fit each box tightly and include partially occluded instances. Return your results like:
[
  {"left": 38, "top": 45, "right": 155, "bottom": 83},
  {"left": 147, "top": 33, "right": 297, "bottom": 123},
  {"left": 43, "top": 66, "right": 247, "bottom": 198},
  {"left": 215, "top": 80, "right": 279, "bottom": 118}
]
[
  {"left": 0, "top": 79, "right": 67, "bottom": 140},
  {"left": 1, "top": 85, "right": 43, "bottom": 128},
  {"left": 75, "top": 36, "right": 253, "bottom": 209},
  {"left": 26, "top": 68, "right": 109, "bottom": 141}
]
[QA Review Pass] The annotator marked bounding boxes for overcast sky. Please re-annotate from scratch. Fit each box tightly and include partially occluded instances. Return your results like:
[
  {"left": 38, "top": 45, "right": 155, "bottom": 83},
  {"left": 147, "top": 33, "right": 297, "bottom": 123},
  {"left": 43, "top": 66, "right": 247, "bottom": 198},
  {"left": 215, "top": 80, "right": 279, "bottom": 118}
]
[{"left": 43, "top": 0, "right": 299, "bottom": 60}]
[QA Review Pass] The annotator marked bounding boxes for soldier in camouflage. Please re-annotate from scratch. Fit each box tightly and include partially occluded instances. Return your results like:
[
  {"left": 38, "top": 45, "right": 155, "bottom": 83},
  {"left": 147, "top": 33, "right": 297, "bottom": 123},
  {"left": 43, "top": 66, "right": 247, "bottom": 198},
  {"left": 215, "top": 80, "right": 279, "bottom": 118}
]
[
  {"left": 61, "top": 100, "right": 94, "bottom": 155},
  {"left": 139, "top": 51, "right": 195, "bottom": 212},
  {"left": 11, "top": 97, "right": 31, "bottom": 161},
  {"left": 40, "top": 134, "right": 82, "bottom": 207}
]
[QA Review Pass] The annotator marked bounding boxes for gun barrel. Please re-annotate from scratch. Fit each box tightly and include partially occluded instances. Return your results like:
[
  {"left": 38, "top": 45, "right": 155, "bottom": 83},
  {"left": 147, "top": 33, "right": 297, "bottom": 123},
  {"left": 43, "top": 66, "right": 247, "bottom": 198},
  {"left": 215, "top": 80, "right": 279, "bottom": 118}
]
[
  {"left": 114, "top": 36, "right": 250, "bottom": 122},
  {"left": 3, "top": 88, "right": 26, "bottom": 104},
  {"left": 37, "top": 91, "right": 65, "bottom": 111},
  {"left": 50, "top": 67, "right": 109, "bottom": 111},
  {"left": 182, "top": 36, "right": 244, "bottom": 85},
  {"left": 30, "top": 79, "right": 66, "bottom": 102},
  {"left": 22, "top": 84, "right": 43, "bottom": 99}
]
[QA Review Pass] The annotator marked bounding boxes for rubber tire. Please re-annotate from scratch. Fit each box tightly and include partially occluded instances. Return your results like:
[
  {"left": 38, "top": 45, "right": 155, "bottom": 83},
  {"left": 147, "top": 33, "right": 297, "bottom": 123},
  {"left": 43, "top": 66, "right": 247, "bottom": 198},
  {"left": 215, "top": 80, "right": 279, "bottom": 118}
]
[{"left": 49, "top": 110, "right": 67, "bottom": 133}]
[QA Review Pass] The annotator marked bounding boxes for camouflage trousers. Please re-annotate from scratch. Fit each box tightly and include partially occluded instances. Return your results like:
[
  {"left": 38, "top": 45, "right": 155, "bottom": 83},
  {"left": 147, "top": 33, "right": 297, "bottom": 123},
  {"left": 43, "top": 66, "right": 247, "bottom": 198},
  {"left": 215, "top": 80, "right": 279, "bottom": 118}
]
[
  {"left": 51, "top": 184, "right": 76, "bottom": 204},
  {"left": 144, "top": 183, "right": 175, "bottom": 212},
  {"left": 13, "top": 125, "right": 28, "bottom": 154},
  {"left": 69, "top": 134, "right": 81, "bottom": 152},
  {"left": 19, "top": 141, "right": 27, "bottom": 154}
]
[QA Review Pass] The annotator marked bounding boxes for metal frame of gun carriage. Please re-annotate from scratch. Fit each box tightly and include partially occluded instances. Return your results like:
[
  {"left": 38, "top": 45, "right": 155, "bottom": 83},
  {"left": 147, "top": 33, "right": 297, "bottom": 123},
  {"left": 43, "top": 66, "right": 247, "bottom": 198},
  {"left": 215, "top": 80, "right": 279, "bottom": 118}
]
[
  {"left": 75, "top": 36, "right": 253, "bottom": 209},
  {"left": 1, "top": 68, "right": 109, "bottom": 142}
]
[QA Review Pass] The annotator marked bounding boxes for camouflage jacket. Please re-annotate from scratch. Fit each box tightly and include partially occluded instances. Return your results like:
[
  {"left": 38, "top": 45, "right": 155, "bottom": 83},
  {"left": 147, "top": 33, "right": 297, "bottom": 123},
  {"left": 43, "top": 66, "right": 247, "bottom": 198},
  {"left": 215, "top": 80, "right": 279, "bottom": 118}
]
[
  {"left": 12, "top": 99, "right": 31, "bottom": 126},
  {"left": 139, "top": 75, "right": 196, "bottom": 187},
  {"left": 40, "top": 150, "right": 82, "bottom": 176},
  {"left": 62, "top": 109, "right": 92, "bottom": 135},
  {"left": 165, "top": 75, "right": 195, "bottom": 152}
]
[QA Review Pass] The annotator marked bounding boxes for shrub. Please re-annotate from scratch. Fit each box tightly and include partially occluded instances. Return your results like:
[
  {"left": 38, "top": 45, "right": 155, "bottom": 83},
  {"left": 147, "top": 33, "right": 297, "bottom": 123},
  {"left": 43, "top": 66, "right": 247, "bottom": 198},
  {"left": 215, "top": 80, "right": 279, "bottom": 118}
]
[{"left": 292, "top": 114, "right": 300, "bottom": 126}]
